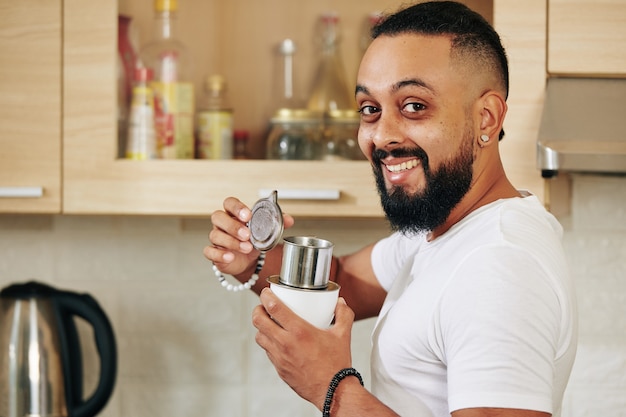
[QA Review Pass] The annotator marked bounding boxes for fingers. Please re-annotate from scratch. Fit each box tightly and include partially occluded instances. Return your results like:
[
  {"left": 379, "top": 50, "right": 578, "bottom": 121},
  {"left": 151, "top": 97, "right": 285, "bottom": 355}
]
[
  {"left": 213, "top": 197, "right": 251, "bottom": 239},
  {"left": 223, "top": 196, "right": 294, "bottom": 229},
  {"left": 209, "top": 197, "right": 295, "bottom": 255},
  {"left": 208, "top": 199, "right": 252, "bottom": 252},
  {"left": 222, "top": 196, "right": 252, "bottom": 223},
  {"left": 205, "top": 195, "right": 295, "bottom": 281},
  {"left": 204, "top": 197, "right": 257, "bottom": 275},
  {"left": 202, "top": 244, "right": 235, "bottom": 266},
  {"left": 252, "top": 299, "right": 286, "bottom": 352},
  {"left": 208, "top": 211, "right": 253, "bottom": 254},
  {"left": 257, "top": 288, "right": 294, "bottom": 330},
  {"left": 283, "top": 213, "right": 295, "bottom": 230},
  {"left": 332, "top": 297, "right": 355, "bottom": 336}
]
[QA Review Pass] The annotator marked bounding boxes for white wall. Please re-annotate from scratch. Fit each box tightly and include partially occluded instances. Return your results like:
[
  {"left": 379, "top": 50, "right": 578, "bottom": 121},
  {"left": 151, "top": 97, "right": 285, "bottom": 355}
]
[
  {"left": 559, "top": 174, "right": 626, "bottom": 416},
  {"left": 1, "top": 174, "right": 625, "bottom": 416}
]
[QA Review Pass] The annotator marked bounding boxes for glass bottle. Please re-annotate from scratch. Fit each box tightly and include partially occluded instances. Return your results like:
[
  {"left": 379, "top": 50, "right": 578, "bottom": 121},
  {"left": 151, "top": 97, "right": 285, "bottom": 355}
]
[
  {"left": 196, "top": 75, "right": 234, "bottom": 159},
  {"left": 272, "top": 39, "right": 306, "bottom": 111},
  {"left": 125, "top": 67, "right": 157, "bottom": 160},
  {"left": 306, "top": 12, "right": 354, "bottom": 114},
  {"left": 139, "top": 0, "right": 194, "bottom": 159}
]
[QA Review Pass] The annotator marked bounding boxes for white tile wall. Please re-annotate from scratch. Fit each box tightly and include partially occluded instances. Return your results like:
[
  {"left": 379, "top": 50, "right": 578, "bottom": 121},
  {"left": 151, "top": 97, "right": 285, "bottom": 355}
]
[
  {"left": 560, "top": 174, "right": 626, "bottom": 417},
  {"left": 1, "top": 174, "right": 625, "bottom": 416}
]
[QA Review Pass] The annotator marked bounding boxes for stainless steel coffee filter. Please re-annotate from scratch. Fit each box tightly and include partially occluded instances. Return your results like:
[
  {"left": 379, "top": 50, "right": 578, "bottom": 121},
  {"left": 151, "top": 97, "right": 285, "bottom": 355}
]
[
  {"left": 249, "top": 190, "right": 284, "bottom": 252},
  {"left": 280, "top": 236, "right": 334, "bottom": 289}
]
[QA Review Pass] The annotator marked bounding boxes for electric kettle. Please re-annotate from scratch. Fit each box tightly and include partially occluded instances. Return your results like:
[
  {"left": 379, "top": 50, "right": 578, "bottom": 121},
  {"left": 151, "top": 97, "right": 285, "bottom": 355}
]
[{"left": 0, "top": 281, "right": 117, "bottom": 417}]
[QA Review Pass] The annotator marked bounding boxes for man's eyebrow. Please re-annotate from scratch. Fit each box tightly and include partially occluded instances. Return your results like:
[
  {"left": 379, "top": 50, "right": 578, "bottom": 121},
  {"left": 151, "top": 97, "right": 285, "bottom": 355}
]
[
  {"left": 393, "top": 78, "right": 435, "bottom": 94},
  {"left": 355, "top": 84, "right": 369, "bottom": 96},
  {"left": 355, "top": 79, "right": 436, "bottom": 98}
]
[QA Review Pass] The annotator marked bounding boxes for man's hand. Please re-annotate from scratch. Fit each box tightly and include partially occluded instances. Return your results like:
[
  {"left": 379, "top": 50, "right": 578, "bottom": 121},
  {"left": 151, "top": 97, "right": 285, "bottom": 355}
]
[
  {"left": 252, "top": 288, "right": 355, "bottom": 410},
  {"left": 204, "top": 196, "right": 294, "bottom": 280}
]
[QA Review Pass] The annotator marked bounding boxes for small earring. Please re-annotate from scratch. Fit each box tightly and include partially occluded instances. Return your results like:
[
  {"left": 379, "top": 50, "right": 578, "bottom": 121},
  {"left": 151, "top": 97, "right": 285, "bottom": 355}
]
[{"left": 480, "top": 134, "right": 490, "bottom": 143}]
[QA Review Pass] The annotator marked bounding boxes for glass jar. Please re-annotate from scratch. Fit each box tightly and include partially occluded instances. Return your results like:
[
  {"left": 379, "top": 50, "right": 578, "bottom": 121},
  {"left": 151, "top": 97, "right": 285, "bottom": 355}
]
[
  {"left": 321, "top": 110, "right": 365, "bottom": 161},
  {"left": 266, "top": 109, "right": 323, "bottom": 160}
]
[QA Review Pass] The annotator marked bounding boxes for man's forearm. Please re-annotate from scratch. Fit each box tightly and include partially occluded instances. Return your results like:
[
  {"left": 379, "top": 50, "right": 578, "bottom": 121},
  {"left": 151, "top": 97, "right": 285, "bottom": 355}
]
[{"left": 325, "top": 377, "right": 400, "bottom": 417}]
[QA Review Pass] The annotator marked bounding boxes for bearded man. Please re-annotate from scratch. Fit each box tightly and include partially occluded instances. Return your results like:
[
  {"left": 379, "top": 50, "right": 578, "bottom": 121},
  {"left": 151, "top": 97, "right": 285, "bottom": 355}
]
[{"left": 204, "top": 2, "right": 577, "bottom": 416}]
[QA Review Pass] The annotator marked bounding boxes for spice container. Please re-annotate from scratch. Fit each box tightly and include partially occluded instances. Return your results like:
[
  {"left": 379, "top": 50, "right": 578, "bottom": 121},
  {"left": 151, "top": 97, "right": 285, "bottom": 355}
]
[
  {"left": 195, "top": 74, "right": 233, "bottom": 159},
  {"left": 265, "top": 109, "right": 323, "bottom": 160},
  {"left": 233, "top": 129, "right": 249, "bottom": 159}
]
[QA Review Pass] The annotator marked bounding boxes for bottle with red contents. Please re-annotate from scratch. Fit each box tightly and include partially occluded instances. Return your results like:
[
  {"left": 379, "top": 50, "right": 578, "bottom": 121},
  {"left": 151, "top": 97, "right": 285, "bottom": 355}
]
[{"left": 139, "top": 0, "right": 194, "bottom": 159}]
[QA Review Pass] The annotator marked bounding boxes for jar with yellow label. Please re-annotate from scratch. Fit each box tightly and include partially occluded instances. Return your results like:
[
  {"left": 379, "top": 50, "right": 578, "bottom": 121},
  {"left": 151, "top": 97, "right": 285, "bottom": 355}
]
[{"left": 195, "top": 75, "right": 233, "bottom": 159}]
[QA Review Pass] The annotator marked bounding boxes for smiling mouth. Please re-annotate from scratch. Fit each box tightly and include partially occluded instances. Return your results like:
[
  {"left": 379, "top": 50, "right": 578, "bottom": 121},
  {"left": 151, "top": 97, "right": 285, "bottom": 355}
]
[{"left": 385, "top": 159, "right": 420, "bottom": 173}]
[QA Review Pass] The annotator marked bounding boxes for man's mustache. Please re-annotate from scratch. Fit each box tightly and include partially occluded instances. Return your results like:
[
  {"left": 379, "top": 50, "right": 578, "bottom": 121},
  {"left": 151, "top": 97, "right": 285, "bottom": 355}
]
[{"left": 371, "top": 147, "right": 429, "bottom": 169}]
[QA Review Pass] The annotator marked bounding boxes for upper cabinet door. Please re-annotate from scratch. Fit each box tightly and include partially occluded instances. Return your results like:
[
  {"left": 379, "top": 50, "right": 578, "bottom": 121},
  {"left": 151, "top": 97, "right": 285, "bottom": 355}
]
[
  {"left": 548, "top": 0, "right": 626, "bottom": 76},
  {"left": 0, "top": 0, "right": 62, "bottom": 213}
]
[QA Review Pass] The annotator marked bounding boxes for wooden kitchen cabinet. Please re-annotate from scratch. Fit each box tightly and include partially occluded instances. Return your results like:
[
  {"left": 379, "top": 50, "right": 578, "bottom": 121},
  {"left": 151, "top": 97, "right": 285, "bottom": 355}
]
[
  {"left": 548, "top": 0, "right": 626, "bottom": 76},
  {"left": 63, "top": 0, "right": 390, "bottom": 217},
  {"left": 0, "top": 0, "right": 62, "bottom": 213},
  {"left": 60, "top": 0, "right": 544, "bottom": 217}
]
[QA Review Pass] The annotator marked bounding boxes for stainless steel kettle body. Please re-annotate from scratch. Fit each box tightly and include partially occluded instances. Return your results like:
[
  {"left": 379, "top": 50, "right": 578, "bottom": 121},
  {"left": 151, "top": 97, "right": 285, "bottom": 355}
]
[{"left": 0, "top": 281, "right": 117, "bottom": 417}]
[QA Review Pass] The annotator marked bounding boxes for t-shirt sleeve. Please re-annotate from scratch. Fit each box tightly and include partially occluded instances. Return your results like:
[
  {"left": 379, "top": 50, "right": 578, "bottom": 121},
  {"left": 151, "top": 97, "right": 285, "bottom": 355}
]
[{"left": 438, "top": 245, "right": 562, "bottom": 414}]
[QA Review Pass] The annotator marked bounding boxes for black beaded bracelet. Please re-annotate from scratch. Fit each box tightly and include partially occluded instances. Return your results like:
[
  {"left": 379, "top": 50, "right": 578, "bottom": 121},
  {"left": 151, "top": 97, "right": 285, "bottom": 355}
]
[{"left": 322, "top": 367, "right": 364, "bottom": 417}]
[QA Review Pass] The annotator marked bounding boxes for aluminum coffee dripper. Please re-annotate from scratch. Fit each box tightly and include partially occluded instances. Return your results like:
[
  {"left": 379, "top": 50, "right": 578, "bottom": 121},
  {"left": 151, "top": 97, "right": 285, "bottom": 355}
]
[
  {"left": 280, "top": 236, "right": 333, "bottom": 289},
  {"left": 249, "top": 191, "right": 339, "bottom": 327},
  {"left": 249, "top": 191, "right": 334, "bottom": 290}
]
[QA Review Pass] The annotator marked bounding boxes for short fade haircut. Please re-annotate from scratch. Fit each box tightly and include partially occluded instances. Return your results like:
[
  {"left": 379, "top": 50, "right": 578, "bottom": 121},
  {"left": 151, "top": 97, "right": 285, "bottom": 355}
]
[{"left": 372, "top": 1, "right": 509, "bottom": 140}]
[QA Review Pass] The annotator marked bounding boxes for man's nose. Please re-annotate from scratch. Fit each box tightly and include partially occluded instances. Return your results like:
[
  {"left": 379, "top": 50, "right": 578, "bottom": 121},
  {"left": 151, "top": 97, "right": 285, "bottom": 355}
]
[{"left": 371, "top": 112, "right": 406, "bottom": 149}]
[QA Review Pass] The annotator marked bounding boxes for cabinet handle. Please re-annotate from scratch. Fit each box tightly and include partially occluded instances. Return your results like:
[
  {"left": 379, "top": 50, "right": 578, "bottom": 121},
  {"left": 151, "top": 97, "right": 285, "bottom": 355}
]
[
  {"left": 258, "top": 188, "right": 340, "bottom": 201},
  {"left": 0, "top": 187, "right": 44, "bottom": 198}
]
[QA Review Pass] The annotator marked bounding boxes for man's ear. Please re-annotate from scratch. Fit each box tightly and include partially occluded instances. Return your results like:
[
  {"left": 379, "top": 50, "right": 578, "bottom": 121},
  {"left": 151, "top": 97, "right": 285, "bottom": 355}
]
[{"left": 477, "top": 91, "right": 507, "bottom": 143}]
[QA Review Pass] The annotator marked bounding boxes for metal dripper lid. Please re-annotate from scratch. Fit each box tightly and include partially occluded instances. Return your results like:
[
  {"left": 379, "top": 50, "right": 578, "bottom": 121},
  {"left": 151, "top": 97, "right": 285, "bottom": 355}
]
[{"left": 248, "top": 190, "right": 284, "bottom": 252}]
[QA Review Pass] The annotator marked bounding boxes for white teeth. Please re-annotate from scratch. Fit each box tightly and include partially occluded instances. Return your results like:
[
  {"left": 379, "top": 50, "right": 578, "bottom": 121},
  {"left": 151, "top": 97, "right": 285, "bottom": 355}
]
[{"left": 386, "top": 159, "right": 419, "bottom": 173}]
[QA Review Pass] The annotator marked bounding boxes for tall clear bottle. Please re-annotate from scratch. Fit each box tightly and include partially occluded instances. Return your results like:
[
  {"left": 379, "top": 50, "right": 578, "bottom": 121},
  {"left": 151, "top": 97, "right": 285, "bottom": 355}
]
[
  {"left": 196, "top": 75, "right": 233, "bottom": 159},
  {"left": 306, "top": 12, "right": 353, "bottom": 114},
  {"left": 139, "top": 0, "right": 194, "bottom": 159},
  {"left": 272, "top": 39, "right": 305, "bottom": 111}
]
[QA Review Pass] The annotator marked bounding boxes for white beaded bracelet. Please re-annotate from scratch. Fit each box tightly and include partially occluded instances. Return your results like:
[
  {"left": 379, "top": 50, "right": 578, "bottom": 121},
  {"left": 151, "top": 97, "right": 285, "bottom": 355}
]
[{"left": 212, "top": 253, "right": 266, "bottom": 292}]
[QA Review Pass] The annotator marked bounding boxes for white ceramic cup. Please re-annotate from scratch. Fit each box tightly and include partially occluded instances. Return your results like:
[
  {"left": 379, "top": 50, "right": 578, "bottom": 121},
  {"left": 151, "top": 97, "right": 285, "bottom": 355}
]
[{"left": 268, "top": 276, "right": 340, "bottom": 329}]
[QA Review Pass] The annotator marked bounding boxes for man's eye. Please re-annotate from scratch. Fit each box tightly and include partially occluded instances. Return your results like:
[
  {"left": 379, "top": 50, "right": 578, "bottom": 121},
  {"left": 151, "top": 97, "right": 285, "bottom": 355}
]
[
  {"left": 358, "top": 105, "right": 380, "bottom": 116},
  {"left": 403, "top": 102, "right": 426, "bottom": 113}
]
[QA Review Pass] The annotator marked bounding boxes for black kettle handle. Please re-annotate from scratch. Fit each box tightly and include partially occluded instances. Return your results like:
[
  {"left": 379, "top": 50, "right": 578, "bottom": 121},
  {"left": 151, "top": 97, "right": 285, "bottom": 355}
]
[{"left": 57, "top": 292, "right": 117, "bottom": 417}]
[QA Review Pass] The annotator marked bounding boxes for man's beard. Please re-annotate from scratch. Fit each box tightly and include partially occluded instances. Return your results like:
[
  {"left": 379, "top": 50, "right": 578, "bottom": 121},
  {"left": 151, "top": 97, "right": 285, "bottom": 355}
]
[{"left": 372, "top": 134, "right": 474, "bottom": 235}]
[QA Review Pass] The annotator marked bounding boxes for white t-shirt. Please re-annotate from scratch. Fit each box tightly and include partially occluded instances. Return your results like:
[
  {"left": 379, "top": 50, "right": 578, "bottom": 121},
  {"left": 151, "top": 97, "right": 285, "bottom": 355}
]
[{"left": 370, "top": 195, "right": 577, "bottom": 417}]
